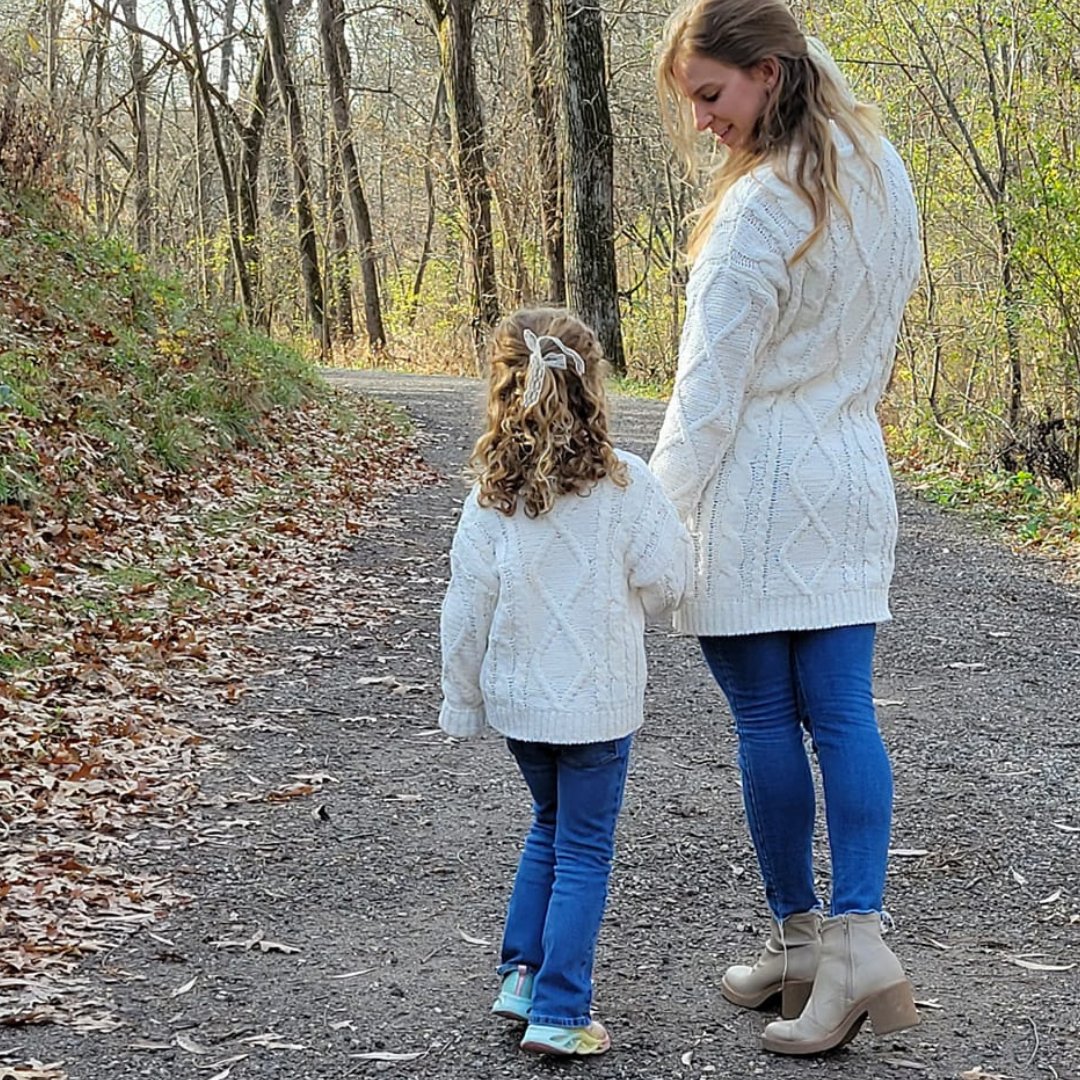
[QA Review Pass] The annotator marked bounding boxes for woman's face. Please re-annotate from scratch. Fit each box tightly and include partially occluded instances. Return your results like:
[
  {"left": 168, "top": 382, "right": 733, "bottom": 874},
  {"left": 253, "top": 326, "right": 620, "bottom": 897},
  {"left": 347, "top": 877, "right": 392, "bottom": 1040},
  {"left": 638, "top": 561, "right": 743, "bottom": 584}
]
[{"left": 673, "top": 52, "right": 776, "bottom": 151}]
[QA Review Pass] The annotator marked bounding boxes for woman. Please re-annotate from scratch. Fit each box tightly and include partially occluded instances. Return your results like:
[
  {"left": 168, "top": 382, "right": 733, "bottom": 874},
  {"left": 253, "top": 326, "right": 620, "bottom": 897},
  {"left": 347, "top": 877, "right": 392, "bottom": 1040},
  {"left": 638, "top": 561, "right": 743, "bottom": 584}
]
[{"left": 650, "top": 0, "right": 922, "bottom": 1056}]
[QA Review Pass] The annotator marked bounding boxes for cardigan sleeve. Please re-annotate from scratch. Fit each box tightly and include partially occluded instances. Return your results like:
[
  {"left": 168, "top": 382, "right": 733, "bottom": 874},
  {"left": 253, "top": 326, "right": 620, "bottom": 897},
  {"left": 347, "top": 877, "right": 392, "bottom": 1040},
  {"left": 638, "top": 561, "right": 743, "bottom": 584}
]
[
  {"left": 438, "top": 497, "right": 499, "bottom": 737},
  {"left": 625, "top": 460, "right": 694, "bottom": 617},
  {"left": 649, "top": 181, "right": 792, "bottom": 521}
]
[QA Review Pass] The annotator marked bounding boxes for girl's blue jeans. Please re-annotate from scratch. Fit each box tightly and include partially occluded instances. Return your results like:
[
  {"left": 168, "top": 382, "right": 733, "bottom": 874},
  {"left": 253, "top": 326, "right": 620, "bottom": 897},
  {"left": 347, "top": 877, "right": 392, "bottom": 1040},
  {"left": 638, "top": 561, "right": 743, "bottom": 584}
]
[
  {"left": 499, "top": 734, "right": 632, "bottom": 1028},
  {"left": 699, "top": 624, "right": 892, "bottom": 920}
]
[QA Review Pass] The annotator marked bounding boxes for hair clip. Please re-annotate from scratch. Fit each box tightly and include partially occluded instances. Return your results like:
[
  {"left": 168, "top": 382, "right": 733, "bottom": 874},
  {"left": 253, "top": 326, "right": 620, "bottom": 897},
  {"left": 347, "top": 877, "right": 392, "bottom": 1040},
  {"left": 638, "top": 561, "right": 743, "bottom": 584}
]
[{"left": 521, "top": 328, "right": 586, "bottom": 408}]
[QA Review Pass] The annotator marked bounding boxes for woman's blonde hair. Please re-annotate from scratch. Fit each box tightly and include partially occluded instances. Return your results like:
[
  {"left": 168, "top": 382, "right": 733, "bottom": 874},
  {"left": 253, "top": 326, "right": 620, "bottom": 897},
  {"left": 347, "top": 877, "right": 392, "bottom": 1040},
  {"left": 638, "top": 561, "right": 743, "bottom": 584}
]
[
  {"left": 471, "top": 308, "right": 627, "bottom": 518},
  {"left": 656, "top": 0, "right": 882, "bottom": 262}
]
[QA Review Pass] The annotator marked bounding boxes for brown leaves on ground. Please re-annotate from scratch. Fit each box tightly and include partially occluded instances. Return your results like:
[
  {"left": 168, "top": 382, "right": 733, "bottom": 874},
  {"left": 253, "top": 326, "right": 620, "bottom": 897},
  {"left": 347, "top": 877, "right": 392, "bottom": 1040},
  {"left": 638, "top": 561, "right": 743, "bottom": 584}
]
[{"left": 0, "top": 390, "right": 434, "bottom": 1026}]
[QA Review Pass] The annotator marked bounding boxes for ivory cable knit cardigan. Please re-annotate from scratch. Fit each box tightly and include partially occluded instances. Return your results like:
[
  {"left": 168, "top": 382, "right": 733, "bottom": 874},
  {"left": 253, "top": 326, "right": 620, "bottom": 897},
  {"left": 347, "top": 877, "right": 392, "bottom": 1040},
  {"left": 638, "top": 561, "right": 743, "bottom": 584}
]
[
  {"left": 650, "top": 134, "right": 921, "bottom": 637},
  {"left": 439, "top": 451, "right": 692, "bottom": 743}
]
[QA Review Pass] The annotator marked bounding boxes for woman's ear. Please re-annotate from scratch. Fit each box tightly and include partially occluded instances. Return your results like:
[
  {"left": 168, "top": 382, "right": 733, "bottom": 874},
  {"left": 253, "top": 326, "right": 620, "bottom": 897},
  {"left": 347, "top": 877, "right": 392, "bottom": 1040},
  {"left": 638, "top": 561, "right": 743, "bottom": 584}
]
[{"left": 758, "top": 56, "right": 780, "bottom": 91}]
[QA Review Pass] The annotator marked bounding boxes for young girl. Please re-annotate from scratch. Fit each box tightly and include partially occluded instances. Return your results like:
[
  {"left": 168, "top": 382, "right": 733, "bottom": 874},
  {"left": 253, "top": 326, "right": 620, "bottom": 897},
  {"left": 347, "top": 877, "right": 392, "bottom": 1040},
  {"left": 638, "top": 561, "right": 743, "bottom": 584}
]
[{"left": 439, "top": 308, "right": 691, "bottom": 1057}]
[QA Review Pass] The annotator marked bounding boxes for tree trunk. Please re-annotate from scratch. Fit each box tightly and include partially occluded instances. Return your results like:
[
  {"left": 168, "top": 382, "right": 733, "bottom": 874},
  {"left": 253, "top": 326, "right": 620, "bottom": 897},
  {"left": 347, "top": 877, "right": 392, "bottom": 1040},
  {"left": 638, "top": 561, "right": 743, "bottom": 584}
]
[
  {"left": 264, "top": 0, "right": 326, "bottom": 347},
  {"left": 220, "top": 0, "right": 238, "bottom": 95},
  {"left": 554, "top": 0, "right": 624, "bottom": 373},
  {"left": 89, "top": 3, "right": 109, "bottom": 231},
  {"left": 426, "top": 0, "right": 499, "bottom": 354},
  {"left": 237, "top": 39, "right": 275, "bottom": 330},
  {"left": 179, "top": 0, "right": 255, "bottom": 323},
  {"left": 118, "top": 0, "right": 152, "bottom": 253},
  {"left": 524, "top": 0, "right": 565, "bottom": 305},
  {"left": 407, "top": 77, "right": 446, "bottom": 325},
  {"left": 317, "top": 0, "right": 386, "bottom": 349},
  {"left": 327, "top": 133, "right": 355, "bottom": 341}
]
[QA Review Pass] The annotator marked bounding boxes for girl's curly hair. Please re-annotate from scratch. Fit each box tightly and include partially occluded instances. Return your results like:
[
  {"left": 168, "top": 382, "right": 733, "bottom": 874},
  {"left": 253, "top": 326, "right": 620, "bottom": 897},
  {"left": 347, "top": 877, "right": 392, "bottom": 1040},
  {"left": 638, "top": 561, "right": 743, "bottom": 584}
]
[{"left": 471, "top": 308, "right": 627, "bottom": 518}]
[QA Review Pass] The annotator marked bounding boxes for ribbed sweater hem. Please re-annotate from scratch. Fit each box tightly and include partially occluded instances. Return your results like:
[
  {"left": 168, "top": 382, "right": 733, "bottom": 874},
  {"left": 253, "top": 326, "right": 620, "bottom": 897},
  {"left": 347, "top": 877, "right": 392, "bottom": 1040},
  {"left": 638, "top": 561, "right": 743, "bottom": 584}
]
[
  {"left": 673, "top": 590, "right": 892, "bottom": 638},
  {"left": 487, "top": 701, "right": 644, "bottom": 745}
]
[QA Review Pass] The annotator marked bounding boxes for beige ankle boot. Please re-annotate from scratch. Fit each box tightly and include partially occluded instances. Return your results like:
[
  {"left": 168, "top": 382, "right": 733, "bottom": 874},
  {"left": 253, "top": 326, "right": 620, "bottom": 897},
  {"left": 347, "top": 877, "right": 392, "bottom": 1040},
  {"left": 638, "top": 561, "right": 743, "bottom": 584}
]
[
  {"left": 721, "top": 911, "right": 820, "bottom": 1018},
  {"left": 761, "top": 912, "right": 919, "bottom": 1055}
]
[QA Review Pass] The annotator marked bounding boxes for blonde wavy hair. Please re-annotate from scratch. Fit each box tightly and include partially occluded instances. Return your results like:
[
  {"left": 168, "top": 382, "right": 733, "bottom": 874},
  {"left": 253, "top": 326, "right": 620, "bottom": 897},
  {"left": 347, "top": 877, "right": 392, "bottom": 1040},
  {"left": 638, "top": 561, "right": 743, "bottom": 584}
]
[
  {"left": 471, "top": 308, "right": 627, "bottom": 518},
  {"left": 656, "top": 0, "right": 882, "bottom": 262}
]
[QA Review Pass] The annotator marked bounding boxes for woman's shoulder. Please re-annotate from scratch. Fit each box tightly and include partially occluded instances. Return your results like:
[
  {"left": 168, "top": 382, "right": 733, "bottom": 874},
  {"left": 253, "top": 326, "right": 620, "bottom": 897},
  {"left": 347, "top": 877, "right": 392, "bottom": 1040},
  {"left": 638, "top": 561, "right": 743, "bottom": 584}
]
[{"left": 700, "top": 168, "right": 806, "bottom": 267}]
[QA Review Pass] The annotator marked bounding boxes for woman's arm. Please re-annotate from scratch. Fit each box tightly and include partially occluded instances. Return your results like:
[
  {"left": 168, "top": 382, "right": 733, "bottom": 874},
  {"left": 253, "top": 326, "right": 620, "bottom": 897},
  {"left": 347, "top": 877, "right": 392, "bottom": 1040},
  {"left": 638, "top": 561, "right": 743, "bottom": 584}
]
[{"left": 649, "top": 183, "right": 792, "bottom": 520}]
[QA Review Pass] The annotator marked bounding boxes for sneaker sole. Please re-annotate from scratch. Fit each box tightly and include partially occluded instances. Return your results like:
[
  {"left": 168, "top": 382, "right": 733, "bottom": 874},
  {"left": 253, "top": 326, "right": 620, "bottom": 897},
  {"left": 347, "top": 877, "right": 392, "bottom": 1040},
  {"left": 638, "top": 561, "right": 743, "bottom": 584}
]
[
  {"left": 520, "top": 1030, "right": 611, "bottom": 1056},
  {"left": 492, "top": 1006, "right": 529, "bottom": 1022}
]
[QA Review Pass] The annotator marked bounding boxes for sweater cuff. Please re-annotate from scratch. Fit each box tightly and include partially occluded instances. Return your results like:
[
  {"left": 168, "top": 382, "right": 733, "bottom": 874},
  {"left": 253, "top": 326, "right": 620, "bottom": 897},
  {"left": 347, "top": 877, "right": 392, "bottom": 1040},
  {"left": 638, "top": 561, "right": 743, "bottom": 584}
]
[{"left": 439, "top": 702, "right": 489, "bottom": 738}]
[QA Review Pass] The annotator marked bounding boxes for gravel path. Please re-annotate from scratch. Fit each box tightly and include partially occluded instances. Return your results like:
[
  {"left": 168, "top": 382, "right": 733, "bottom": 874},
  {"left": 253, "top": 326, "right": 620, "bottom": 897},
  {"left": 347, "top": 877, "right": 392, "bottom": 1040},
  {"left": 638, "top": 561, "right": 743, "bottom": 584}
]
[{"left": 11, "top": 369, "right": 1079, "bottom": 1080}]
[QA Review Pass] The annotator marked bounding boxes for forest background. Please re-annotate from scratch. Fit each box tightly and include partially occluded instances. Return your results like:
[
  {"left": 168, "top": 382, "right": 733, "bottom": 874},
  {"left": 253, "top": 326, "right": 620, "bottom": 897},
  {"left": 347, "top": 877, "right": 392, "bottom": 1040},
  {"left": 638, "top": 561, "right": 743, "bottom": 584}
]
[{"left": 3, "top": 0, "right": 1080, "bottom": 548}]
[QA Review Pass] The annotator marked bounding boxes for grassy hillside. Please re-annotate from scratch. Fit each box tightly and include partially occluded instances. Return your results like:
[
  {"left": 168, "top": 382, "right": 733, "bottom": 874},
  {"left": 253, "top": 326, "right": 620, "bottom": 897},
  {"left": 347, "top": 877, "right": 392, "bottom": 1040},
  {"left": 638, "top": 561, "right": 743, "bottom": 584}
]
[{"left": 0, "top": 187, "right": 427, "bottom": 1005}]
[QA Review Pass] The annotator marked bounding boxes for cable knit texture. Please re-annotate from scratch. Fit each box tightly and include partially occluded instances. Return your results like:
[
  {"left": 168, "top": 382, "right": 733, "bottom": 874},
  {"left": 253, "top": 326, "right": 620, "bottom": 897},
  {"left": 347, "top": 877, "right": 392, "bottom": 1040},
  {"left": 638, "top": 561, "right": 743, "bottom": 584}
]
[
  {"left": 439, "top": 451, "right": 693, "bottom": 743},
  {"left": 650, "top": 133, "right": 921, "bottom": 637}
]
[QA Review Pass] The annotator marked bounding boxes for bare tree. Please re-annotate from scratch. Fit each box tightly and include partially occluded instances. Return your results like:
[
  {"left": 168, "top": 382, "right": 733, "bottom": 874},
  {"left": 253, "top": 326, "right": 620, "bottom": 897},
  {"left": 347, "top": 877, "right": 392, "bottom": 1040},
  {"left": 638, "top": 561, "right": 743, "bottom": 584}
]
[
  {"left": 524, "top": 0, "right": 565, "bottom": 304},
  {"left": 554, "top": 0, "right": 624, "bottom": 373},
  {"left": 118, "top": 0, "right": 151, "bottom": 252},
  {"left": 425, "top": 0, "right": 499, "bottom": 351},
  {"left": 406, "top": 76, "right": 447, "bottom": 324},
  {"left": 317, "top": 0, "right": 386, "bottom": 349},
  {"left": 326, "top": 130, "right": 355, "bottom": 340},
  {"left": 264, "top": 0, "right": 326, "bottom": 345},
  {"left": 178, "top": 0, "right": 256, "bottom": 322},
  {"left": 237, "top": 39, "right": 275, "bottom": 329}
]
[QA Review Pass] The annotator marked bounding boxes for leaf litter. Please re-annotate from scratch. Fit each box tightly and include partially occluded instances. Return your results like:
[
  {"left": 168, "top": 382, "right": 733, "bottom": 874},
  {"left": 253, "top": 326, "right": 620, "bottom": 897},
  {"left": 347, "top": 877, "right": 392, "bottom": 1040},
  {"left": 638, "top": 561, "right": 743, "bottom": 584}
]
[{"left": 0, "top": 391, "right": 432, "bottom": 1031}]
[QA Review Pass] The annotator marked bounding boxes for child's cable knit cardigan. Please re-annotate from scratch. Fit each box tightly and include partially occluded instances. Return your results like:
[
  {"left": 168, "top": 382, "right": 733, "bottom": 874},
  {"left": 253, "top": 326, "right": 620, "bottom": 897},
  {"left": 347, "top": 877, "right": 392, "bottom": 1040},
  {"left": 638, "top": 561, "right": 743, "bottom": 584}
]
[
  {"left": 650, "top": 134, "right": 921, "bottom": 637},
  {"left": 439, "top": 451, "right": 692, "bottom": 743}
]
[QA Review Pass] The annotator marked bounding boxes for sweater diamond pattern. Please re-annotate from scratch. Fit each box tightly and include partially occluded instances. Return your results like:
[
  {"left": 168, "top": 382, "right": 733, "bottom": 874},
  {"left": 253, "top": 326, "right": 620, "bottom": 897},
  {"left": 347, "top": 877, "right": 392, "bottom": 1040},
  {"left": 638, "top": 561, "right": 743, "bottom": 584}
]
[{"left": 649, "top": 135, "right": 921, "bottom": 636}]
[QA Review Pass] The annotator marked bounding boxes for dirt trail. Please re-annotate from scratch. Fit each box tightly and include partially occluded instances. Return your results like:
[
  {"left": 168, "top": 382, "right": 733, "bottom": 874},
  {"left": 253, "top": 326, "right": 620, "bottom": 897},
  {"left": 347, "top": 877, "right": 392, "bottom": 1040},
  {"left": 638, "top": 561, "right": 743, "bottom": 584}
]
[{"left": 10, "top": 369, "right": 1079, "bottom": 1080}]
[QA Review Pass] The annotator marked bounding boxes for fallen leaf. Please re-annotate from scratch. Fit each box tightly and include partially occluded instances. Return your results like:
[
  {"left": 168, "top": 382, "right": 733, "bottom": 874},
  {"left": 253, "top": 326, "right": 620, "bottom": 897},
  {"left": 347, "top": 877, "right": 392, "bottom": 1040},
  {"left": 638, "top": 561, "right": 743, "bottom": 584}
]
[
  {"left": 265, "top": 784, "right": 314, "bottom": 802},
  {"left": 1010, "top": 867, "right": 1027, "bottom": 886},
  {"left": 1004, "top": 956, "right": 1075, "bottom": 972},
  {"left": 458, "top": 930, "right": 491, "bottom": 946},
  {"left": 237, "top": 1034, "right": 306, "bottom": 1050},
  {"left": 203, "top": 1055, "right": 247, "bottom": 1070},
  {"left": 257, "top": 940, "right": 301, "bottom": 955},
  {"left": 351, "top": 1051, "right": 426, "bottom": 1062},
  {"left": 1039, "top": 889, "right": 1061, "bottom": 905},
  {"left": 175, "top": 1033, "right": 213, "bottom": 1055},
  {"left": 170, "top": 975, "right": 198, "bottom": 997},
  {"left": 0, "top": 1064, "right": 67, "bottom": 1080}
]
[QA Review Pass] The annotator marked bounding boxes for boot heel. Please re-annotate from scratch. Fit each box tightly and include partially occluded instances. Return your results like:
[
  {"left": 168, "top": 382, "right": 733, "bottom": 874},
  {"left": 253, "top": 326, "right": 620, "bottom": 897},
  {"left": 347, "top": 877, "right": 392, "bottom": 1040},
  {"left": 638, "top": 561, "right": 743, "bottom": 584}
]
[
  {"left": 867, "top": 980, "right": 920, "bottom": 1035},
  {"left": 779, "top": 979, "right": 812, "bottom": 1019}
]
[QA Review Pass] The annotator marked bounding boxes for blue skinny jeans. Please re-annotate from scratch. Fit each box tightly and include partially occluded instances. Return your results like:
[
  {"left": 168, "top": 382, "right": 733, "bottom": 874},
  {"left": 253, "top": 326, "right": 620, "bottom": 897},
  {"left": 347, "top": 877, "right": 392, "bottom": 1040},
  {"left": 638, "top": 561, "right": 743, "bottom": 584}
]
[
  {"left": 498, "top": 735, "right": 632, "bottom": 1028},
  {"left": 699, "top": 625, "right": 893, "bottom": 920}
]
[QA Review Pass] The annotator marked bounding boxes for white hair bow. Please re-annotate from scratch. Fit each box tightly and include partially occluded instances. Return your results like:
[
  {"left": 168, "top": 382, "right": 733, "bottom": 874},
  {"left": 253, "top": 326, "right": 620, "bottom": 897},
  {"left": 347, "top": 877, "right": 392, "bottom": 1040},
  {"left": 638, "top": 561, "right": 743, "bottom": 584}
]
[{"left": 521, "top": 328, "right": 586, "bottom": 409}]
